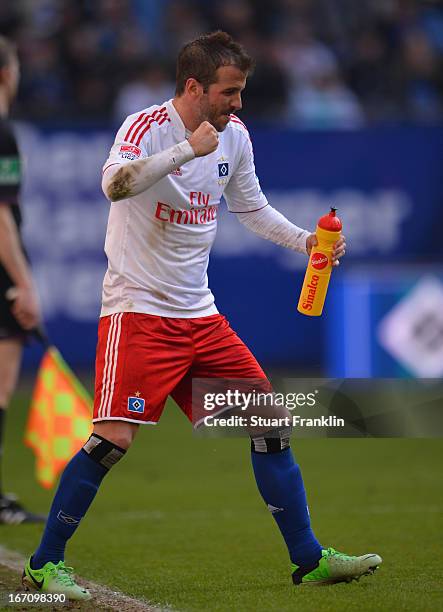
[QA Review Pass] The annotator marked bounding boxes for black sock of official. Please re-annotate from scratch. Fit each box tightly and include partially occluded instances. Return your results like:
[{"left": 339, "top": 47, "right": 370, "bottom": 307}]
[{"left": 0, "top": 407, "right": 5, "bottom": 498}]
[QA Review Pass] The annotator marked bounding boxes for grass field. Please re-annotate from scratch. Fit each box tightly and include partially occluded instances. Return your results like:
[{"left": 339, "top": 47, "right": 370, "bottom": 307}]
[{"left": 1, "top": 386, "right": 442, "bottom": 611}]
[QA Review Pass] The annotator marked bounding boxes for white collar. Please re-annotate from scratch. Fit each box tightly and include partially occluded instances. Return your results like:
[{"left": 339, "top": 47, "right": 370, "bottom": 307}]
[{"left": 166, "top": 98, "right": 193, "bottom": 141}]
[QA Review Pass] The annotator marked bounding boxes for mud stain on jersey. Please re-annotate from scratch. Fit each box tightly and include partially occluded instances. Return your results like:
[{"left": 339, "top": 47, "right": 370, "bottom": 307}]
[
  {"left": 108, "top": 167, "right": 135, "bottom": 200},
  {"left": 150, "top": 289, "right": 169, "bottom": 301}
]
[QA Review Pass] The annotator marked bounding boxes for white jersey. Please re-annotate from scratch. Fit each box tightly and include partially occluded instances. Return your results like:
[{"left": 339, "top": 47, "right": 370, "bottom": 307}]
[{"left": 101, "top": 99, "right": 268, "bottom": 318}]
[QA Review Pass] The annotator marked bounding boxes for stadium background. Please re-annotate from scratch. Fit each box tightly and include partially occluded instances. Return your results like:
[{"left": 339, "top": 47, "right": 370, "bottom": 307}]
[
  {"left": 2, "top": 0, "right": 443, "bottom": 377},
  {"left": 1, "top": 2, "right": 442, "bottom": 611}
]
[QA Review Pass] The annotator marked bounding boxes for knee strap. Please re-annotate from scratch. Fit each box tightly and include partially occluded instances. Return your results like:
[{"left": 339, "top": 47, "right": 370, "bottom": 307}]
[
  {"left": 251, "top": 426, "right": 292, "bottom": 453},
  {"left": 82, "top": 434, "right": 126, "bottom": 470}
]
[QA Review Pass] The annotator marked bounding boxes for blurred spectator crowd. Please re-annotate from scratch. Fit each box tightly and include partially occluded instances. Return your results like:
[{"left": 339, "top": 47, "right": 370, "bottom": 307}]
[{"left": 1, "top": 0, "right": 443, "bottom": 127}]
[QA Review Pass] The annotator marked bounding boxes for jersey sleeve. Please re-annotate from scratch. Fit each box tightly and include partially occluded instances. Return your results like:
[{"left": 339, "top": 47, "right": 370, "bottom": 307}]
[
  {"left": 223, "top": 133, "right": 268, "bottom": 213},
  {"left": 102, "top": 112, "right": 152, "bottom": 174},
  {"left": 0, "top": 122, "right": 21, "bottom": 206}
]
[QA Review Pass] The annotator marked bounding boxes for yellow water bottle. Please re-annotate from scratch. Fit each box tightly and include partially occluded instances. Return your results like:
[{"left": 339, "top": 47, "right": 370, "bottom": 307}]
[{"left": 297, "top": 207, "right": 342, "bottom": 317}]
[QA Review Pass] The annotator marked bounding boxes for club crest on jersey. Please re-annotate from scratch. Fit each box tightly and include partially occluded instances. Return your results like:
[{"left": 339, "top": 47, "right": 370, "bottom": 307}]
[
  {"left": 218, "top": 162, "right": 229, "bottom": 178},
  {"left": 128, "top": 396, "right": 145, "bottom": 413},
  {"left": 217, "top": 156, "right": 230, "bottom": 186},
  {"left": 119, "top": 144, "right": 142, "bottom": 160}
]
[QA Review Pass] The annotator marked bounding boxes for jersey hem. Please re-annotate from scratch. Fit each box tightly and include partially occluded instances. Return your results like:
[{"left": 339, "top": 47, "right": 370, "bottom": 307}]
[
  {"left": 92, "top": 417, "right": 158, "bottom": 425},
  {"left": 100, "top": 304, "right": 219, "bottom": 319}
]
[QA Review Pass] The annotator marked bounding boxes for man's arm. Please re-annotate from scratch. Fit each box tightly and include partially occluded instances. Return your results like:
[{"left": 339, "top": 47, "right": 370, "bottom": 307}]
[
  {"left": 236, "top": 206, "right": 346, "bottom": 265},
  {"left": 224, "top": 133, "right": 310, "bottom": 253},
  {"left": 235, "top": 205, "right": 311, "bottom": 254},
  {"left": 102, "top": 121, "right": 218, "bottom": 202},
  {"left": 224, "top": 129, "right": 346, "bottom": 264},
  {"left": 0, "top": 204, "right": 40, "bottom": 329},
  {"left": 102, "top": 141, "right": 195, "bottom": 202}
]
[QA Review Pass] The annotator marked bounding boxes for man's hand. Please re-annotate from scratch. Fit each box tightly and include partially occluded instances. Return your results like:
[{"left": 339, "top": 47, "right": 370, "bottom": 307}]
[
  {"left": 188, "top": 121, "right": 219, "bottom": 157},
  {"left": 306, "top": 234, "right": 347, "bottom": 267},
  {"left": 6, "top": 285, "right": 41, "bottom": 330}
]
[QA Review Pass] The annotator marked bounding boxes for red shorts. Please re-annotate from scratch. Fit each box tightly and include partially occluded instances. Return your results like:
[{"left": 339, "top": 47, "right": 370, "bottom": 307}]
[{"left": 93, "top": 313, "right": 269, "bottom": 425}]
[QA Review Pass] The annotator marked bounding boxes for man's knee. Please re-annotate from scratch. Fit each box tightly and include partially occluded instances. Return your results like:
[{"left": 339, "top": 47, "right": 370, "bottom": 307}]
[
  {"left": 92, "top": 420, "right": 138, "bottom": 450},
  {"left": 0, "top": 339, "right": 23, "bottom": 407},
  {"left": 246, "top": 402, "right": 292, "bottom": 451},
  {"left": 0, "top": 380, "right": 17, "bottom": 407},
  {"left": 82, "top": 433, "right": 127, "bottom": 471},
  {"left": 250, "top": 426, "right": 292, "bottom": 453},
  {"left": 0, "top": 389, "right": 12, "bottom": 408}
]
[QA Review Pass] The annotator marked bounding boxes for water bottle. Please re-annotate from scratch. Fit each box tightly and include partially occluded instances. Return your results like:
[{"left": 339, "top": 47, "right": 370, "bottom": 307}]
[{"left": 297, "top": 207, "right": 342, "bottom": 316}]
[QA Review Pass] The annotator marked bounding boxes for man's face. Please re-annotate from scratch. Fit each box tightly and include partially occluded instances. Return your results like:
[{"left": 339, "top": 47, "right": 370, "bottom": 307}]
[
  {"left": 198, "top": 65, "right": 247, "bottom": 132},
  {"left": 1, "top": 56, "right": 20, "bottom": 102}
]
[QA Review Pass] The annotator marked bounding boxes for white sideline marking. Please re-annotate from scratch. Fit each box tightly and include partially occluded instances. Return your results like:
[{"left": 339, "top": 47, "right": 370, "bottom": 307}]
[{"left": 0, "top": 545, "right": 170, "bottom": 611}]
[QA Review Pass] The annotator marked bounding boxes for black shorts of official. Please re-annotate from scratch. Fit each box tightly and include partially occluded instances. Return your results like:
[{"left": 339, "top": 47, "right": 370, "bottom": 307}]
[{"left": 0, "top": 267, "right": 31, "bottom": 342}]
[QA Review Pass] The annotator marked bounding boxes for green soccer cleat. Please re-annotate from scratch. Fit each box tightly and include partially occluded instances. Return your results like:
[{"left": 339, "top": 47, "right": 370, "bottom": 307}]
[
  {"left": 292, "top": 547, "right": 382, "bottom": 586},
  {"left": 22, "top": 558, "right": 91, "bottom": 601}
]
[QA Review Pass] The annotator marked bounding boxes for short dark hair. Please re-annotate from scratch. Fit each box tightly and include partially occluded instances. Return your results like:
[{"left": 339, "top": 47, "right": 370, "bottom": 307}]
[
  {"left": 176, "top": 31, "right": 254, "bottom": 95},
  {"left": 0, "top": 36, "right": 16, "bottom": 70}
]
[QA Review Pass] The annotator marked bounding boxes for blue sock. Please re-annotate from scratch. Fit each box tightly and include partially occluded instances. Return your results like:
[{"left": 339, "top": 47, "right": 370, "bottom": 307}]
[
  {"left": 251, "top": 447, "right": 322, "bottom": 568},
  {"left": 32, "top": 449, "right": 108, "bottom": 568}
]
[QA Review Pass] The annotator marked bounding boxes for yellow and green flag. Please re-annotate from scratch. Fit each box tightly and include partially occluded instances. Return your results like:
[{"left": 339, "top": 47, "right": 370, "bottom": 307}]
[{"left": 25, "top": 346, "right": 93, "bottom": 488}]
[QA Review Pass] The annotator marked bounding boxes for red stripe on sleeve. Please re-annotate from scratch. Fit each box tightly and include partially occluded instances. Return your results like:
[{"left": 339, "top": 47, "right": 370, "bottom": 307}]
[
  {"left": 124, "top": 112, "right": 147, "bottom": 142},
  {"left": 124, "top": 106, "right": 166, "bottom": 143},
  {"left": 134, "top": 118, "right": 156, "bottom": 147},
  {"left": 135, "top": 110, "right": 170, "bottom": 146},
  {"left": 130, "top": 106, "right": 168, "bottom": 144},
  {"left": 130, "top": 109, "right": 161, "bottom": 144}
]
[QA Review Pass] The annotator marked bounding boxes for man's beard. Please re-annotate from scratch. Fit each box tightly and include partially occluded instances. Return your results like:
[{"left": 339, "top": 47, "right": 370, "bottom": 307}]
[
  {"left": 199, "top": 99, "right": 231, "bottom": 132},
  {"left": 208, "top": 107, "right": 232, "bottom": 132}
]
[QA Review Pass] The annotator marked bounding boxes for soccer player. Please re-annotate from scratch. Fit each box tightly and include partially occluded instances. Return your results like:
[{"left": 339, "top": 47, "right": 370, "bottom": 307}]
[
  {"left": 23, "top": 32, "right": 381, "bottom": 599},
  {"left": 0, "top": 37, "right": 45, "bottom": 525}
]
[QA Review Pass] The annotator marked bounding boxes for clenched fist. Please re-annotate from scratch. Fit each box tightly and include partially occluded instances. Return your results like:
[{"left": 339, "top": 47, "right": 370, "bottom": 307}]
[
  {"left": 6, "top": 285, "right": 41, "bottom": 330},
  {"left": 189, "top": 121, "right": 219, "bottom": 157}
]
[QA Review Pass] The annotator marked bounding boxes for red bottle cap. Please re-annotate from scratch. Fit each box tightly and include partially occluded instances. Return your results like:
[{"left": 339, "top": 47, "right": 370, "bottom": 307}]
[{"left": 318, "top": 207, "right": 342, "bottom": 231}]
